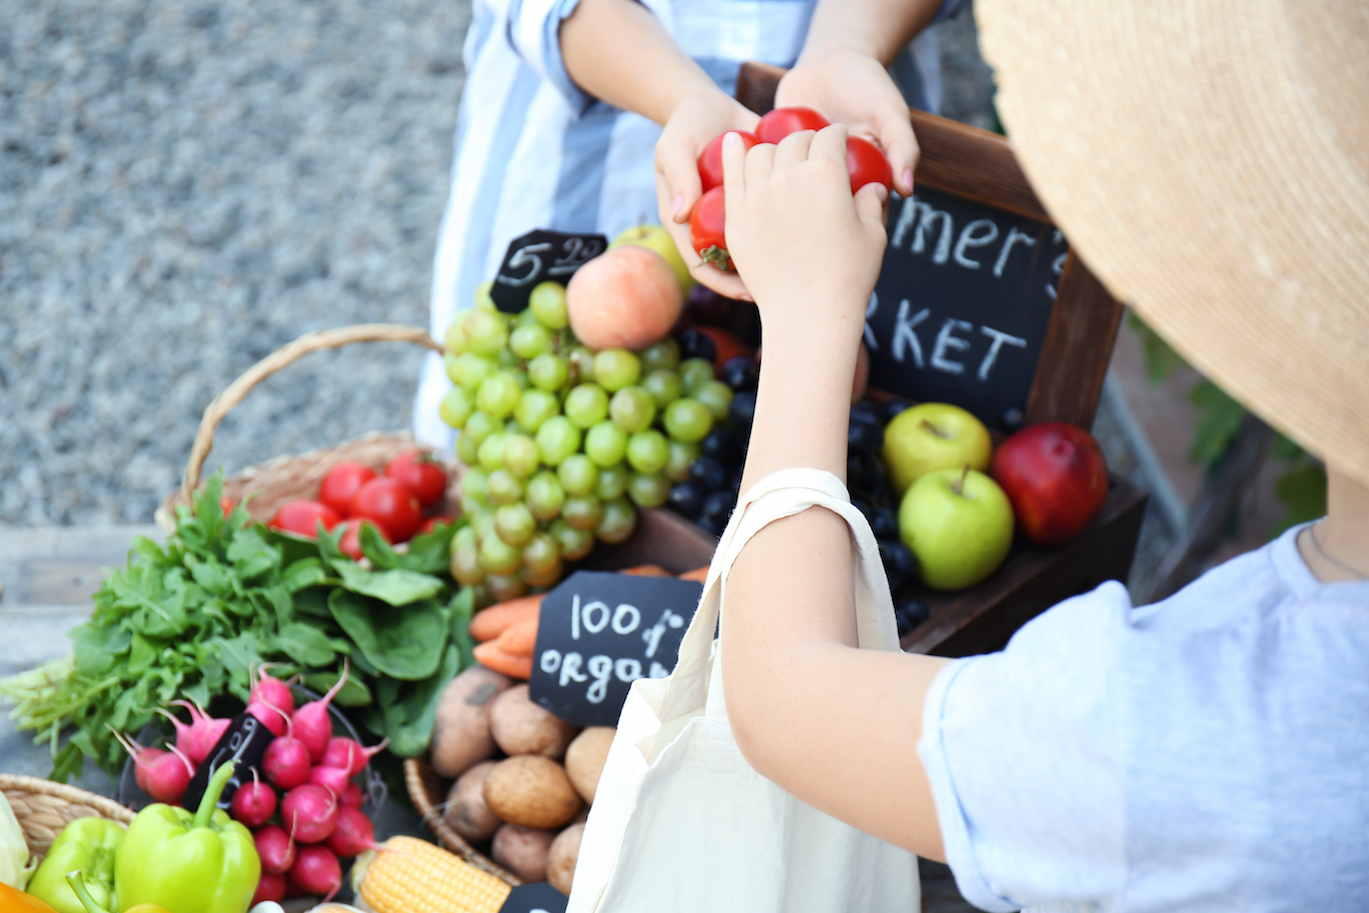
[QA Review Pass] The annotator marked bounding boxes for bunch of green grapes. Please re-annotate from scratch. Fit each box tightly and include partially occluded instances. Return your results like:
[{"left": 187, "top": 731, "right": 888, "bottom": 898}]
[{"left": 439, "top": 281, "right": 733, "bottom": 601}]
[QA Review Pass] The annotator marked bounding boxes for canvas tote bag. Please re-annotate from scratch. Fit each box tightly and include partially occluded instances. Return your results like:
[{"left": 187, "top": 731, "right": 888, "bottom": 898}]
[{"left": 567, "top": 467, "right": 921, "bottom": 912}]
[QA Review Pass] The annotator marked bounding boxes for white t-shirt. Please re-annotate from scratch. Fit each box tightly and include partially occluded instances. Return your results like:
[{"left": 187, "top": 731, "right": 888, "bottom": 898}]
[{"left": 919, "top": 522, "right": 1369, "bottom": 912}]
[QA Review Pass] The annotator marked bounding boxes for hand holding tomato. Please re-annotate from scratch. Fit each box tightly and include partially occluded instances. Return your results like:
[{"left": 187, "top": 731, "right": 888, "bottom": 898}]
[
  {"left": 654, "top": 90, "right": 759, "bottom": 298},
  {"left": 720, "top": 126, "right": 888, "bottom": 338},
  {"left": 774, "top": 49, "right": 918, "bottom": 196}
]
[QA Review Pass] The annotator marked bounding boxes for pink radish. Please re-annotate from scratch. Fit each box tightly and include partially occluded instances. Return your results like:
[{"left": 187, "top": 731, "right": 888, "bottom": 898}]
[
  {"left": 326, "top": 805, "right": 380, "bottom": 858},
  {"left": 248, "top": 700, "right": 290, "bottom": 737},
  {"left": 111, "top": 729, "right": 193, "bottom": 804},
  {"left": 230, "top": 769, "right": 278, "bottom": 828},
  {"left": 289, "top": 845, "right": 342, "bottom": 900},
  {"left": 254, "top": 824, "right": 297, "bottom": 876},
  {"left": 157, "top": 700, "right": 230, "bottom": 765},
  {"left": 320, "top": 736, "right": 388, "bottom": 777},
  {"left": 262, "top": 721, "right": 313, "bottom": 790},
  {"left": 281, "top": 783, "right": 339, "bottom": 844},
  {"left": 292, "top": 659, "right": 348, "bottom": 762},
  {"left": 307, "top": 765, "right": 353, "bottom": 796},
  {"left": 250, "top": 663, "right": 297, "bottom": 717},
  {"left": 339, "top": 782, "right": 364, "bottom": 808},
  {"left": 251, "top": 872, "right": 286, "bottom": 906}
]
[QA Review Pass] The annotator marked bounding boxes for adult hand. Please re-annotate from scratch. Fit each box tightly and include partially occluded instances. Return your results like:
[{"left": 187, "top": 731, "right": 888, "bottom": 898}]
[
  {"left": 775, "top": 49, "right": 918, "bottom": 196},
  {"left": 655, "top": 90, "right": 760, "bottom": 299},
  {"left": 722, "top": 126, "right": 888, "bottom": 341}
]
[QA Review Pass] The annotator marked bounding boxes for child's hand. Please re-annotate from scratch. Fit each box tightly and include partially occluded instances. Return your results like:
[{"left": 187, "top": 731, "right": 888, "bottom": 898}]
[
  {"left": 775, "top": 49, "right": 919, "bottom": 196},
  {"left": 722, "top": 125, "right": 888, "bottom": 339},
  {"left": 654, "top": 91, "right": 760, "bottom": 300}
]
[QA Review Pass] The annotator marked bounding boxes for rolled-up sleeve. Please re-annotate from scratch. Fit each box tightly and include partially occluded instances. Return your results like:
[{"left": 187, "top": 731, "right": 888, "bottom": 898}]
[
  {"left": 505, "top": 0, "right": 593, "bottom": 113},
  {"left": 918, "top": 583, "right": 1130, "bottom": 911}
]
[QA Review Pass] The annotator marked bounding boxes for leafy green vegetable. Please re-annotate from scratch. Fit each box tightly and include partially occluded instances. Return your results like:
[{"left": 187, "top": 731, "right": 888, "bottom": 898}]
[
  {"left": 328, "top": 591, "right": 449, "bottom": 681},
  {"left": 0, "top": 475, "right": 472, "bottom": 778}
]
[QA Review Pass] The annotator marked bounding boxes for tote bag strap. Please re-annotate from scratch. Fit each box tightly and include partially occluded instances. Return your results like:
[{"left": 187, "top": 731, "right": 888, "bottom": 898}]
[{"left": 658, "top": 468, "right": 900, "bottom": 727}]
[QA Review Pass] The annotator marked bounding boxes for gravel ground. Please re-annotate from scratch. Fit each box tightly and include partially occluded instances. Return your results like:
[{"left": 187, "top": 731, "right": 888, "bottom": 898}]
[{"left": 0, "top": 2, "right": 1000, "bottom": 526}]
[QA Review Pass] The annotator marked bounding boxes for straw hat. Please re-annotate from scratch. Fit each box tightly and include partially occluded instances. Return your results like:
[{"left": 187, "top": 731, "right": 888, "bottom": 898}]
[{"left": 973, "top": 0, "right": 1369, "bottom": 485}]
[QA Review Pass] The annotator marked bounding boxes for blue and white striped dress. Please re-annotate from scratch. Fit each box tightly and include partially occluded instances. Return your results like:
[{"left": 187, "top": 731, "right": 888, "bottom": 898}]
[{"left": 415, "top": 0, "right": 965, "bottom": 450}]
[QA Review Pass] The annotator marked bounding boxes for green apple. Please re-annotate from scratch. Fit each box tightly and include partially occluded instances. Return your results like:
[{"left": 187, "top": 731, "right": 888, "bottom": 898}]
[
  {"left": 898, "top": 467, "right": 1014, "bottom": 590},
  {"left": 882, "top": 402, "right": 992, "bottom": 494},
  {"left": 611, "top": 224, "right": 695, "bottom": 294}
]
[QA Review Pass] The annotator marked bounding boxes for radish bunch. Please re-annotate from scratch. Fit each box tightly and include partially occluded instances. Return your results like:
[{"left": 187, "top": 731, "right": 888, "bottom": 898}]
[
  {"left": 238, "top": 664, "right": 383, "bottom": 902},
  {"left": 121, "top": 663, "right": 384, "bottom": 904}
]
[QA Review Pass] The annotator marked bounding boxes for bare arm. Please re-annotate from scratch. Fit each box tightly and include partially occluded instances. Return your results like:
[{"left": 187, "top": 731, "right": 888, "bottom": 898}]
[
  {"left": 720, "top": 129, "right": 949, "bottom": 859},
  {"left": 559, "top": 0, "right": 719, "bottom": 126},
  {"left": 799, "top": 0, "right": 944, "bottom": 66}
]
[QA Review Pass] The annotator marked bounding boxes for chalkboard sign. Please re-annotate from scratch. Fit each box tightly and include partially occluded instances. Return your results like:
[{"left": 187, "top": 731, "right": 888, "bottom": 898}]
[
  {"left": 734, "top": 61, "right": 1124, "bottom": 433},
  {"left": 866, "top": 186, "right": 1067, "bottom": 428},
  {"left": 491, "top": 229, "right": 607, "bottom": 313},
  {"left": 182, "top": 712, "right": 274, "bottom": 810},
  {"left": 530, "top": 571, "right": 704, "bottom": 727},
  {"left": 499, "top": 882, "right": 569, "bottom": 913}
]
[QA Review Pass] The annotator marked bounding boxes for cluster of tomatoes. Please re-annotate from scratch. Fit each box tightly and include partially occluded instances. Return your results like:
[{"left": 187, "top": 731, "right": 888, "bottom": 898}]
[
  {"left": 262, "top": 451, "right": 452, "bottom": 559},
  {"left": 689, "top": 106, "right": 894, "bottom": 271}
]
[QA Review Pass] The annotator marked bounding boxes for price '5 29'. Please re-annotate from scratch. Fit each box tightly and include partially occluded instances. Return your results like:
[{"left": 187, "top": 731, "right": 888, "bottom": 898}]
[{"left": 496, "top": 235, "right": 605, "bottom": 287}]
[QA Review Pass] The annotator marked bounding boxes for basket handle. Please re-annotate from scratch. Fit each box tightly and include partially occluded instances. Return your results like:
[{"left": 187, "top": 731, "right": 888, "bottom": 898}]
[{"left": 180, "top": 323, "right": 444, "bottom": 501}]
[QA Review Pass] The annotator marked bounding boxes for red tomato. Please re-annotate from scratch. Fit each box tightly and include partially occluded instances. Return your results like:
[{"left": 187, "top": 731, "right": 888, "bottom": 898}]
[
  {"left": 846, "top": 136, "right": 894, "bottom": 193},
  {"left": 689, "top": 186, "right": 731, "bottom": 271},
  {"left": 269, "top": 500, "right": 341, "bottom": 539},
  {"left": 318, "top": 461, "right": 376, "bottom": 517},
  {"left": 384, "top": 450, "right": 448, "bottom": 507},
  {"left": 755, "top": 106, "right": 829, "bottom": 144},
  {"left": 219, "top": 496, "right": 237, "bottom": 516},
  {"left": 350, "top": 478, "right": 422, "bottom": 542},
  {"left": 337, "top": 518, "right": 389, "bottom": 561},
  {"left": 697, "top": 130, "right": 760, "bottom": 191},
  {"left": 418, "top": 515, "right": 457, "bottom": 536}
]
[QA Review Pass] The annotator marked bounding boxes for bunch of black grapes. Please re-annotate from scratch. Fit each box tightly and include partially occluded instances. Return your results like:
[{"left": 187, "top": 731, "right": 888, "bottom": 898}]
[{"left": 666, "top": 336, "right": 930, "bottom": 639}]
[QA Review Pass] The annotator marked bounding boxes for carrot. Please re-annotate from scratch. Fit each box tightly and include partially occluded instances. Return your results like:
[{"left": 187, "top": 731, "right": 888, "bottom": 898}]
[
  {"left": 678, "top": 566, "right": 709, "bottom": 583},
  {"left": 495, "top": 616, "right": 539, "bottom": 658},
  {"left": 620, "top": 564, "right": 670, "bottom": 577},
  {"left": 469, "top": 595, "right": 542, "bottom": 642},
  {"left": 474, "top": 641, "right": 533, "bottom": 679}
]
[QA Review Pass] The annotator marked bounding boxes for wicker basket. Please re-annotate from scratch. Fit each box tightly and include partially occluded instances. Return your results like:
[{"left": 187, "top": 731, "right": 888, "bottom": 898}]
[
  {"left": 155, "top": 323, "right": 452, "bottom": 533},
  {"left": 0, "top": 775, "right": 133, "bottom": 862}
]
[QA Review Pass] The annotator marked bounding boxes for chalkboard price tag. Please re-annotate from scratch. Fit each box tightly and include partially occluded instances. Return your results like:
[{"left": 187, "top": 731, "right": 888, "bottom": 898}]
[
  {"left": 530, "top": 571, "right": 704, "bottom": 727},
  {"left": 499, "top": 882, "right": 568, "bottom": 913},
  {"left": 182, "top": 712, "right": 274, "bottom": 811},
  {"left": 866, "top": 186, "right": 1068, "bottom": 428},
  {"left": 491, "top": 229, "right": 608, "bottom": 313}
]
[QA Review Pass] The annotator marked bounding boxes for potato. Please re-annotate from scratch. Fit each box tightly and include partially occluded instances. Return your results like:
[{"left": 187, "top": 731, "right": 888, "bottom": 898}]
[
  {"left": 443, "top": 761, "right": 501, "bottom": 842},
  {"left": 547, "top": 823, "right": 585, "bottom": 895},
  {"left": 492, "top": 824, "right": 557, "bottom": 882},
  {"left": 564, "top": 726, "right": 615, "bottom": 803},
  {"left": 489, "top": 684, "right": 579, "bottom": 759},
  {"left": 430, "top": 666, "right": 514, "bottom": 778},
  {"left": 483, "top": 756, "right": 583, "bottom": 829}
]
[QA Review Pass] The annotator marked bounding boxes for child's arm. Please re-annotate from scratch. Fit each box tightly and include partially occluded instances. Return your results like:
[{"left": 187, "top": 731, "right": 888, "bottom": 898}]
[
  {"left": 776, "top": 0, "right": 948, "bottom": 196},
  {"left": 718, "top": 129, "right": 949, "bottom": 859}
]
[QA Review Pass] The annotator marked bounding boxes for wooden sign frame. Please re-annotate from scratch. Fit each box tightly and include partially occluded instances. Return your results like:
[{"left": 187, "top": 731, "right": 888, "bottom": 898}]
[{"left": 735, "top": 62, "right": 1124, "bottom": 430}]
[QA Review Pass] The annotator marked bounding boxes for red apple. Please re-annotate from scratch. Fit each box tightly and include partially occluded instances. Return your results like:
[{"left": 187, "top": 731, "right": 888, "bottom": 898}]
[{"left": 990, "top": 423, "right": 1108, "bottom": 546}]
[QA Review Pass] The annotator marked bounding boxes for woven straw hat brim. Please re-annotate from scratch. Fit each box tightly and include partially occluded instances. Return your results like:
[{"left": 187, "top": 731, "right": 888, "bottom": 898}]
[{"left": 974, "top": 0, "right": 1369, "bottom": 485}]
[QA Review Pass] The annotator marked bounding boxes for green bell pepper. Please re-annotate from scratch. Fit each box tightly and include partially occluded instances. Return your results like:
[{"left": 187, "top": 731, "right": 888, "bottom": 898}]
[
  {"left": 114, "top": 764, "right": 260, "bottom": 913},
  {"left": 26, "top": 818, "right": 124, "bottom": 913}
]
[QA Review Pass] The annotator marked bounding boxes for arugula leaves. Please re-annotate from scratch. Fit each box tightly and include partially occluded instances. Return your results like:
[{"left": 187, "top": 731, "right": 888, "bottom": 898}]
[{"left": 0, "top": 475, "right": 470, "bottom": 780}]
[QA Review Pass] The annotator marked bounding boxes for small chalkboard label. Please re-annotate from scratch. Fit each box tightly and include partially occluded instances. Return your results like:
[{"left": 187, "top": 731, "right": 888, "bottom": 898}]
[
  {"left": 182, "top": 712, "right": 274, "bottom": 810},
  {"left": 499, "top": 882, "right": 569, "bottom": 913},
  {"left": 866, "top": 186, "right": 1067, "bottom": 428},
  {"left": 491, "top": 229, "right": 608, "bottom": 313},
  {"left": 530, "top": 571, "right": 703, "bottom": 727}
]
